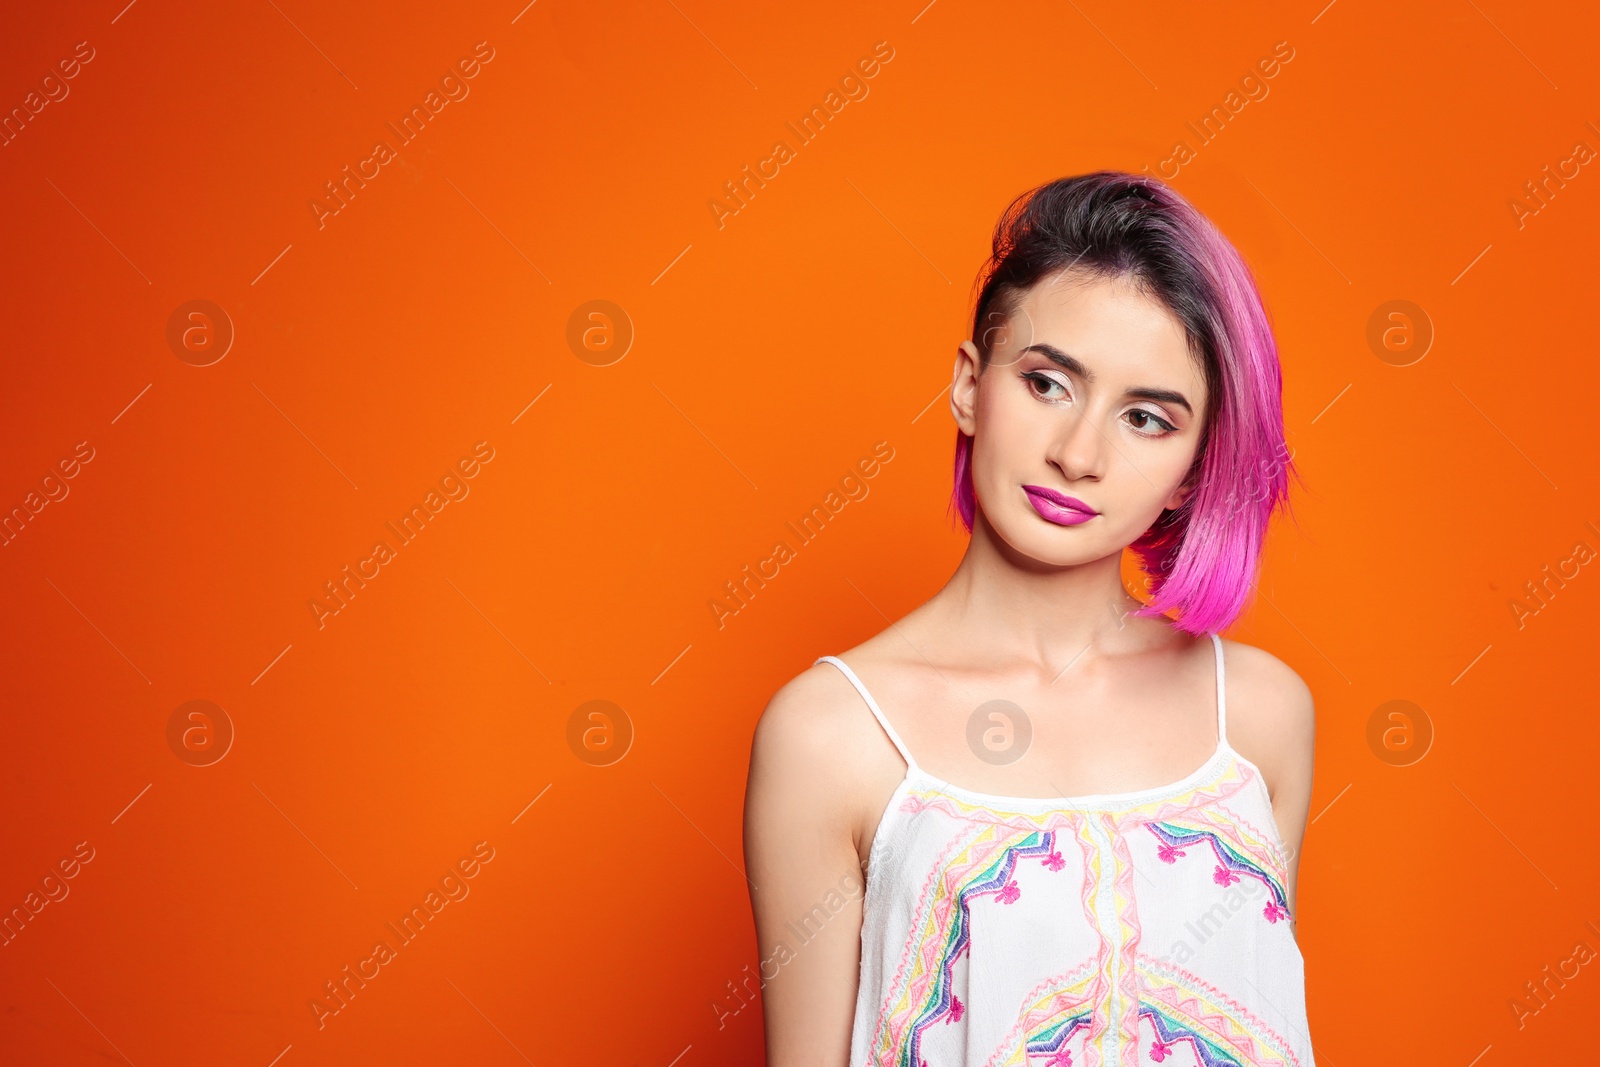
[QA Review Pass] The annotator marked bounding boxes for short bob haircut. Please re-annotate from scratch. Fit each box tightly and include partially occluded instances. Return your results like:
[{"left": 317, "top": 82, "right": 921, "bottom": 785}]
[{"left": 952, "top": 170, "right": 1300, "bottom": 636}]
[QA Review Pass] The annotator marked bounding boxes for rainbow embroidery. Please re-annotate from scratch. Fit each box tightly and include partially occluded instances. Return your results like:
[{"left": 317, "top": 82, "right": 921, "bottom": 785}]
[
  {"left": 827, "top": 636, "right": 1313, "bottom": 1067},
  {"left": 976, "top": 962, "right": 1102, "bottom": 1067},
  {"left": 850, "top": 744, "right": 1310, "bottom": 1067},
  {"left": 869, "top": 825, "right": 1065, "bottom": 1067},
  {"left": 1145, "top": 1006, "right": 1245, "bottom": 1066},
  {"left": 1137, "top": 956, "right": 1305, "bottom": 1066},
  {"left": 1146, "top": 820, "right": 1292, "bottom": 923}
]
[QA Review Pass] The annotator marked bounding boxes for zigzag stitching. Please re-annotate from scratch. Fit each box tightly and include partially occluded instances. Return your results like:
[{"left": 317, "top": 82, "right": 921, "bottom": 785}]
[
  {"left": 1137, "top": 955, "right": 1305, "bottom": 1067},
  {"left": 975, "top": 958, "right": 1100, "bottom": 1067},
  {"left": 869, "top": 819, "right": 987, "bottom": 1065}
]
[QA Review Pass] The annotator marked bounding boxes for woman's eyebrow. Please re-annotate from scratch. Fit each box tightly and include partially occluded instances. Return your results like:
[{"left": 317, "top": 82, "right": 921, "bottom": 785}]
[
  {"left": 1127, "top": 386, "right": 1193, "bottom": 416},
  {"left": 1020, "top": 343, "right": 1092, "bottom": 379},
  {"left": 1020, "top": 342, "right": 1193, "bottom": 416}
]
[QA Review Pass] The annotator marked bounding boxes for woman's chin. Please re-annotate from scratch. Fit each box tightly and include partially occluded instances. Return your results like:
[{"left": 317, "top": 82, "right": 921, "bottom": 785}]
[{"left": 991, "top": 522, "right": 1114, "bottom": 570}]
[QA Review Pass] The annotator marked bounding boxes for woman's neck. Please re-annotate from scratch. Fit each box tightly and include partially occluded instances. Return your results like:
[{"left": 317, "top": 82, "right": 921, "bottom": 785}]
[{"left": 923, "top": 509, "right": 1164, "bottom": 670}]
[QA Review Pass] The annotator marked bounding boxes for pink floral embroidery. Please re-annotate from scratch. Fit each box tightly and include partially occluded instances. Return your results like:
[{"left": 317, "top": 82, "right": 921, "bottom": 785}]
[
  {"left": 997, "top": 879, "right": 1020, "bottom": 905},
  {"left": 1149, "top": 1039, "right": 1174, "bottom": 1061},
  {"left": 1043, "top": 850, "right": 1065, "bottom": 871},
  {"left": 947, "top": 994, "right": 964, "bottom": 1023},
  {"left": 1263, "top": 901, "right": 1291, "bottom": 923},
  {"left": 1045, "top": 1050, "right": 1073, "bottom": 1066},
  {"left": 1156, "top": 843, "right": 1186, "bottom": 863},
  {"left": 1213, "top": 865, "right": 1240, "bottom": 887}
]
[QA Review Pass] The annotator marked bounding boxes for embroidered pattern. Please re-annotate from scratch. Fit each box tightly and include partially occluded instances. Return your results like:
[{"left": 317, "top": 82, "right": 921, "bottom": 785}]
[
  {"left": 870, "top": 825, "right": 1061, "bottom": 1066},
  {"left": 822, "top": 635, "right": 1313, "bottom": 1067},
  {"left": 1138, "top": 954, "right": 1305, "bottom": 1066},
  {"left": 854, "top": 754, "right": 1310, "bottom": 1067},
  {"left": 1145, "top": 821, "right": 1293, "bottom": 923}
]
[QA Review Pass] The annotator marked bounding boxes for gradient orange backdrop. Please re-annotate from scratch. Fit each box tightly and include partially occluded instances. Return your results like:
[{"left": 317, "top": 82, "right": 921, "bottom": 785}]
[{"left": 3, "top": 1, "right": 1598, "bottom": 1064}]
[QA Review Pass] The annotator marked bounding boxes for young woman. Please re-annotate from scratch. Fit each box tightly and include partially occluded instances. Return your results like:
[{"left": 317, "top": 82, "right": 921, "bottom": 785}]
[{"left": 744, "top": 172, "right": 1316, "bottom": 1067}]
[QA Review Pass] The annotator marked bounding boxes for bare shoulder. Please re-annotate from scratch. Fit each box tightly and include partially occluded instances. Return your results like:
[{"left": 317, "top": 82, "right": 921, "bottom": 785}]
[
  {"left": 1216, "top": 637, "right": 1315, "bottom": 802},
  {"left": 746, "top": 658, "right": 895, "bottom": 828},
  {"left": 751, "top": 620, "right": 917, "bottom": 775},
  {"left": 1218, "top": 637, "right": 1314, "bottom": 715},
  {"left": 752, "top": 659, "right": 878, "bottom": 764}
]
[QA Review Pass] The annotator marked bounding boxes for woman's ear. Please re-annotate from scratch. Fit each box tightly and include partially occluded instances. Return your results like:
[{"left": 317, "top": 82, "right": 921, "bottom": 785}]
[
  {"left": 1163, "top": 480, "right": 1195, "bottom": 511},
  {"left": 950, "top": 340, "right": 981, "bottom": 436}
]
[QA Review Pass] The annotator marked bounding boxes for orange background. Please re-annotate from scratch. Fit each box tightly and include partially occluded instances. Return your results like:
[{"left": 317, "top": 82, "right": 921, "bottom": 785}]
[{"left": 3, "top": 1, "right": 1598, "bottom": 1064}]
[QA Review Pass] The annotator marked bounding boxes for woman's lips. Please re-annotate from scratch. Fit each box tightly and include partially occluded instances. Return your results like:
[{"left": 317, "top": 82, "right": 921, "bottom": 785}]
[{"left": 1022, "top": 485, "right": 1098, "bottom": 526}]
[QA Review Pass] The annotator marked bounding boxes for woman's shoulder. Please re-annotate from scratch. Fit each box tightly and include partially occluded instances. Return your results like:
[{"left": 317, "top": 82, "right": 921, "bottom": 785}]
[
  {"left": 757, "top": 623, "right": 909, "bottom": 722},
  {"left": 1216, "top": 636, "right": 1314, "bottom": 714},
  {"left": 754, "top": 657, "right": 864, "bottom": 744},
  {"left": 748, "top": 651, "right": 901, "bottom": 792},
  {"left": 1214, "top": 635, "right": 1316, "bottom": 798}
]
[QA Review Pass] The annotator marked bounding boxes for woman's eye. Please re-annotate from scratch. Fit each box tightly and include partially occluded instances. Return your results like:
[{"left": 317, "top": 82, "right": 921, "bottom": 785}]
[
  {"left": 1127, "top": 409, "right": 1177, "bottom": 436},
  {"left": 1023, "top": 371, "right": 1067, "bottom": 400}
]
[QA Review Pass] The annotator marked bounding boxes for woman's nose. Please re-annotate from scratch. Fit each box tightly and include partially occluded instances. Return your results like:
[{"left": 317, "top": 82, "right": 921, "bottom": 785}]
[{"left": 1047, "top": 406, "right": 1109, "bottom": 481}]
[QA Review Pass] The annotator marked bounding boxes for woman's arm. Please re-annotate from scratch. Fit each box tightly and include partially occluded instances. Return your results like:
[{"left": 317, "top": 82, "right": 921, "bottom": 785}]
[
  {"left": 1224, "top": 640, "right": 1316, "bottom": 919},
  {"left": 1273, "top": 676, "right": 1315, "bottom": 920},
  {"left": 743, "top": 669, "right": 870, "bottom": 1067}
]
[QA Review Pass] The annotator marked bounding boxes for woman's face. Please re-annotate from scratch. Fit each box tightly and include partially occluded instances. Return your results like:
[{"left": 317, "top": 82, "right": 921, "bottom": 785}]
[{"left": 951, "top": 269, "right": 1210, "bottom": 567}]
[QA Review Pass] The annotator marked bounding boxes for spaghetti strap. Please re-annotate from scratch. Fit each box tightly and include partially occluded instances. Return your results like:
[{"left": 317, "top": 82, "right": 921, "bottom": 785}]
[
  {"left": 814, "top": 655, "right": 919, "bottom": 772},
  {"left": 1209, "top": 633, "right": 1228, "bottom": 746}
]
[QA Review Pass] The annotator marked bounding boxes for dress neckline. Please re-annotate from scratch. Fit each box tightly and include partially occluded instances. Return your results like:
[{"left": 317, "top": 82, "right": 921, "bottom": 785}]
[
  {"left": 862, "top": 741, "right": 1269, "bottom": 879},
  {"left": 899, "top": 736, "right": 1236, "bottom": 813},
  {"left": 815, "top": 635, "right": 1230, "bottom": 810}
]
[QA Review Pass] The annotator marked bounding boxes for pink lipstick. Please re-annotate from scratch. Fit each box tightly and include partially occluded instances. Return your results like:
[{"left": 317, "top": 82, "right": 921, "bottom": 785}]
[{"left": 1022, "top": 485, "right": 1098, "bottom": 526}]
